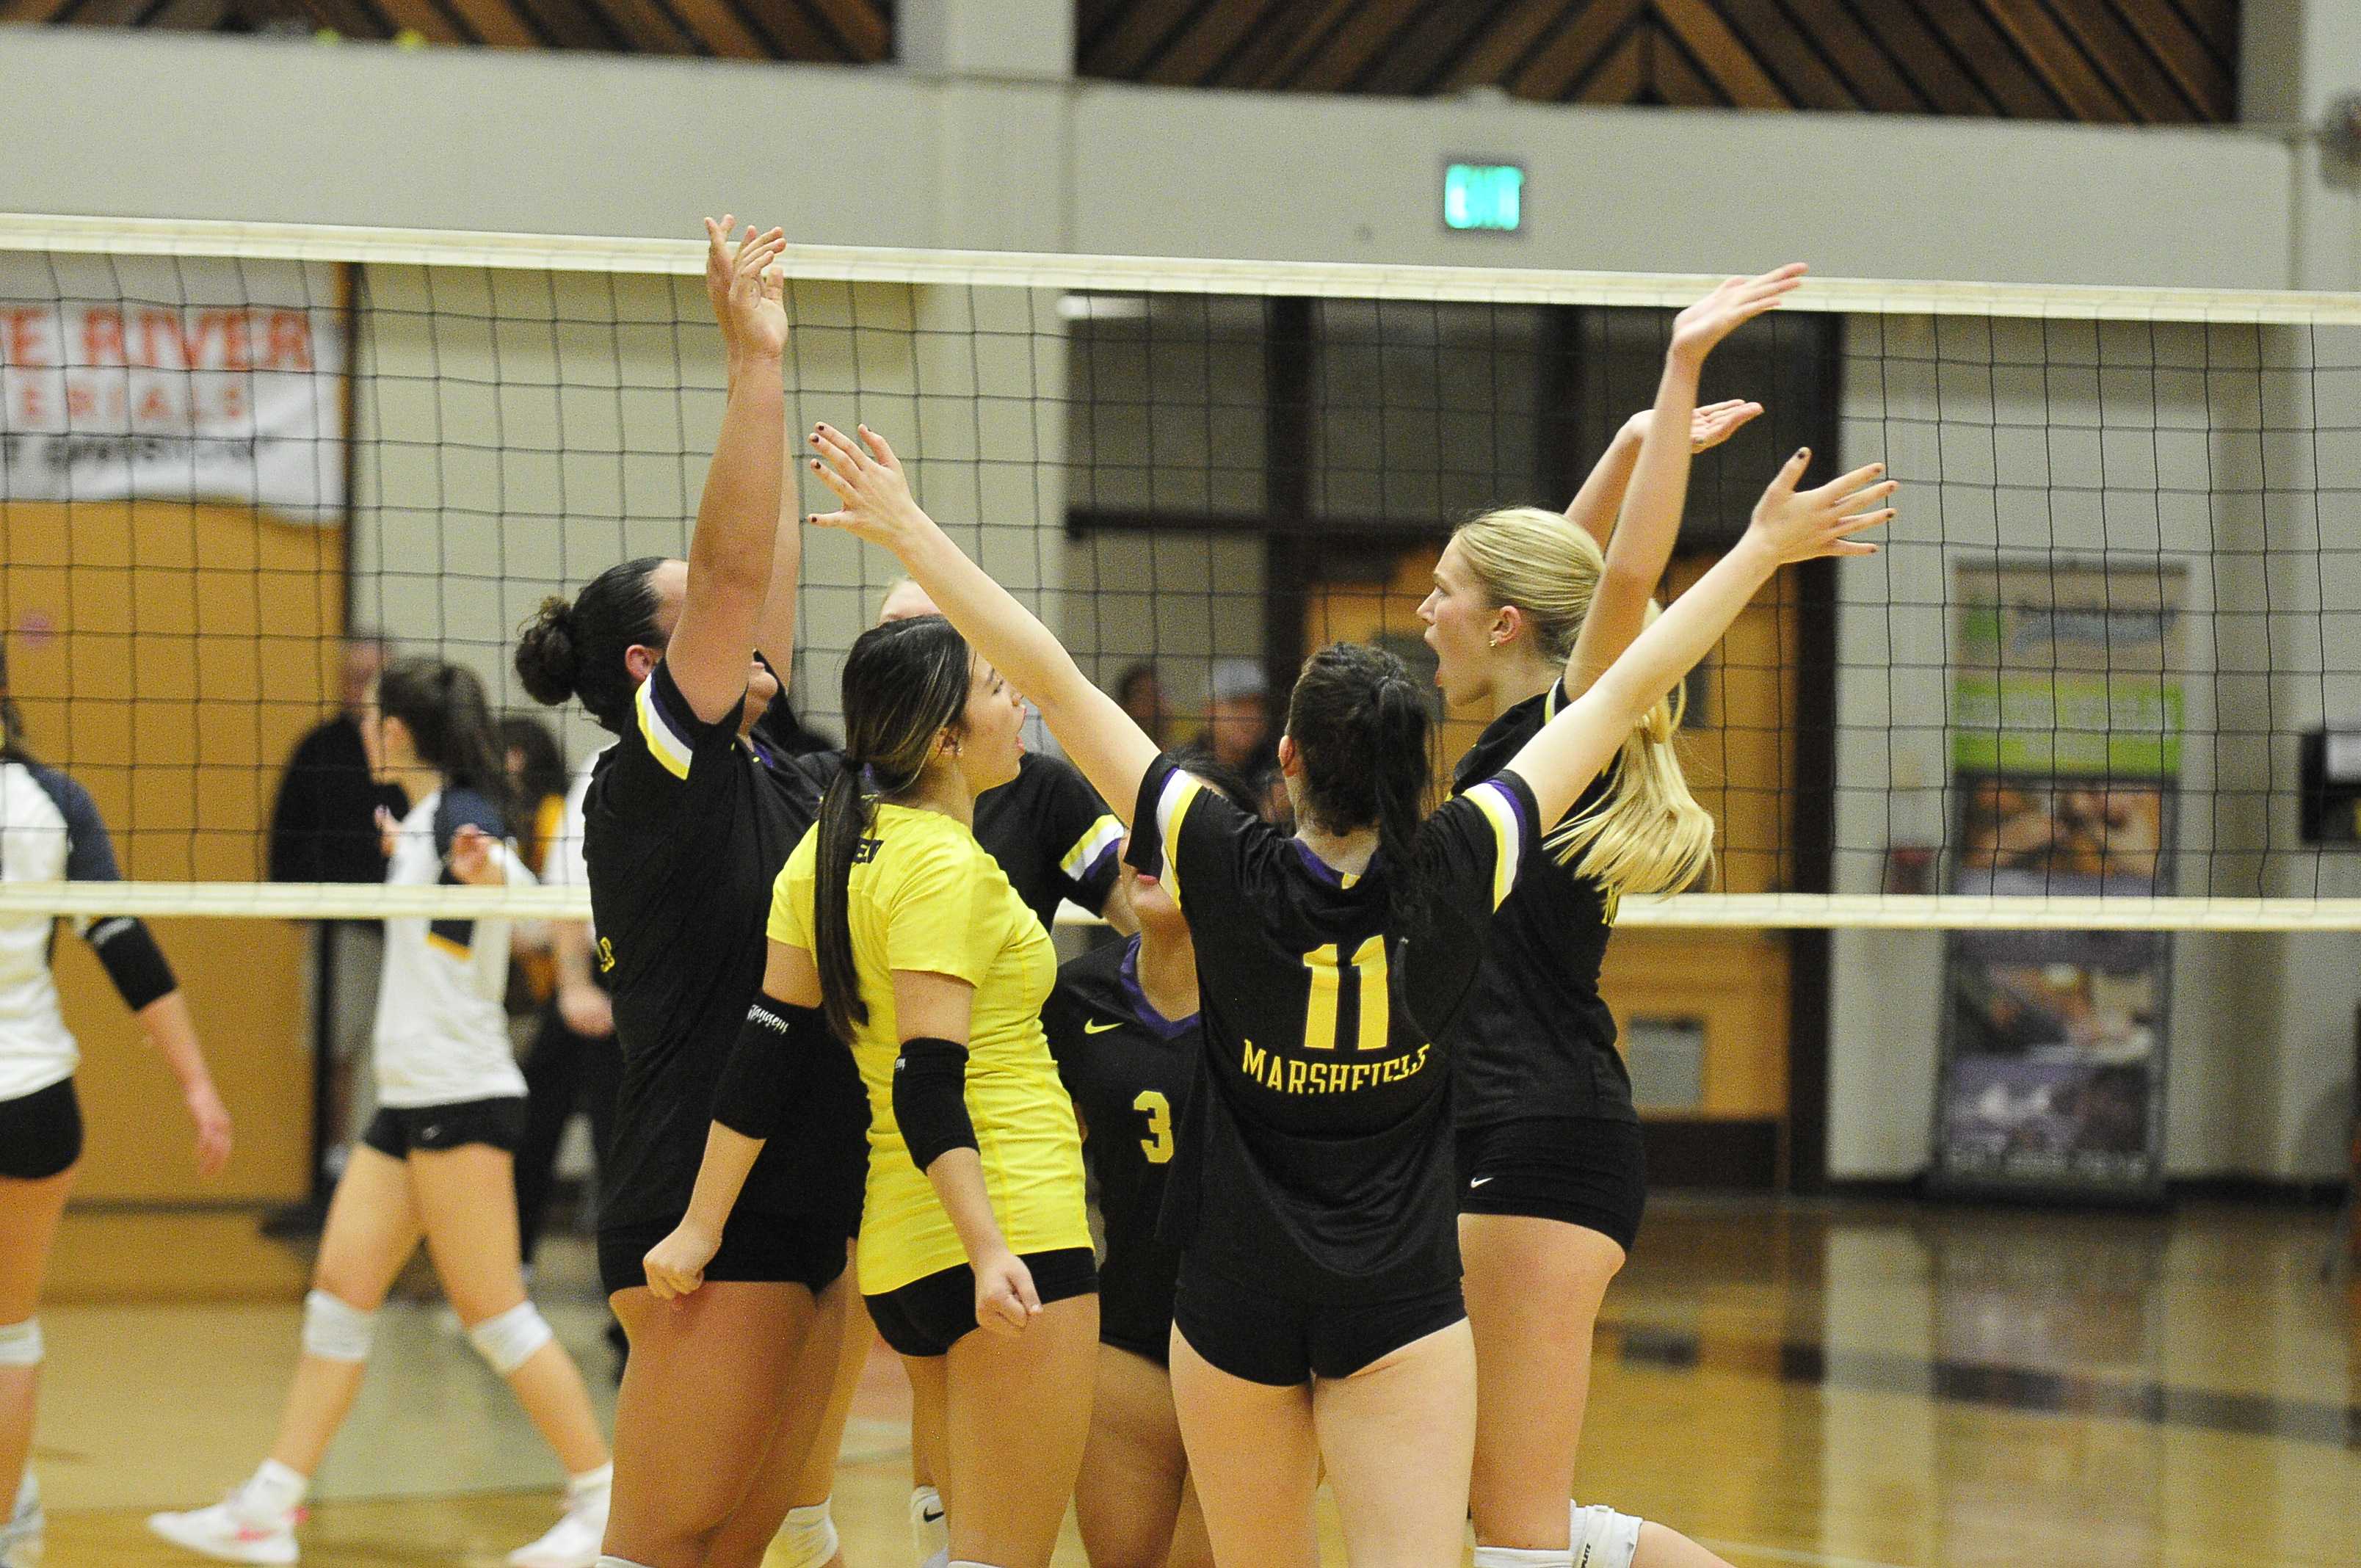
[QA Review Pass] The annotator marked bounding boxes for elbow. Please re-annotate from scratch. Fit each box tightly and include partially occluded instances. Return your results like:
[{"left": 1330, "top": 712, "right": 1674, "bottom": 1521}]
[{"left": 893, "top": 1037, "right": 979, "bottom": 1172}]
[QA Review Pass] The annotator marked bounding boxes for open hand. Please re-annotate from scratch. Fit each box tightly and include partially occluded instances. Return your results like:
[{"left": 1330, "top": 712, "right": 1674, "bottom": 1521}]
[
  {"left": 808, "top": 424, "right": 930, "bottom": 551},
  {"left": 703, "top": 217, "right": 788, "bottom": 360},
  {"left": 1747, "top": 449, "right": 1895, "bottom": 564},
  {"left": 1626, "top": 397, "right": 1764, "bottom": 455},
  {"left": 1669, "top": 264, "right": 1807, "bottom": 366},
  {"left": 972, "top": 1249, "right": 1042, "bottom": 1337}
]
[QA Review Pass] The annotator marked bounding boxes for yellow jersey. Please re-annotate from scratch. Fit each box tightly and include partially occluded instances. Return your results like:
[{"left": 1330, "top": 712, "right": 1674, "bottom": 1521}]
[{"left": 770, "top": 802, "right": 1089, "bottom": 1295}]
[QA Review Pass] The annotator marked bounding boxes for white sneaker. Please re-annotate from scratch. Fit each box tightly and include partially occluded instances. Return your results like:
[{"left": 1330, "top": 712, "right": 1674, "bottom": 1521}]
[
  {"left": 504, "top": 1491, "right": 606, "bottom": 1568},
  {"left": 145, "top": 1494, "right": 300, "bottom": 1565}
]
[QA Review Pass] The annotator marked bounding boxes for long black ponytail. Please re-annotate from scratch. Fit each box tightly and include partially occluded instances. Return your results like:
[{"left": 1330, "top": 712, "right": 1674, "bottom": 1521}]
[
  {"left": 813, "top": 616, "right": 974, "bottom": 1043},
  {"left": 1284, "top": 642, "right": 1436, "bottom": 924},
  {"left": 377, "top": 658, "right": 515, "bottom": 829}
]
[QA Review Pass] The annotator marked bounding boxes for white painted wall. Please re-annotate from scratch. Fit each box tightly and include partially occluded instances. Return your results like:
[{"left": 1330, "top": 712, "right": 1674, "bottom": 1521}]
[
  {"left": 1829, "top": 314, "right": 2361, "bottom": 1180},
  {"left": 0, "top": 27, "right": 2328, "bottom": 290}
]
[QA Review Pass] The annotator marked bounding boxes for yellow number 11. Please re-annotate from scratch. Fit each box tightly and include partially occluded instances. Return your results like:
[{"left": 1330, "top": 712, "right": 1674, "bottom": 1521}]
[{"left": 1300, "top": 934, "right": 1390, "bottom": 1051}]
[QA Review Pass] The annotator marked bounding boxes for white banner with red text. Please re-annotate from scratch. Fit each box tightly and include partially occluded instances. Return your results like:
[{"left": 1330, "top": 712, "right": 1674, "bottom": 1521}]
[{"left": 0, "top": 255, "right": 344, "bottom": 521}]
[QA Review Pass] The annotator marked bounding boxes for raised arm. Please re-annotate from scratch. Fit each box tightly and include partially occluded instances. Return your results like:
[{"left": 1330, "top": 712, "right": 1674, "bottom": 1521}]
[
  {"left": 666, "top": 217, "right": 791, "bottom": 726},
  {"left": 1563, "top": 265, "right": 1804, "bottom": 703},
  {"left": 1562, "top": 399, "right": 1763, "bottom": 550},
  {"left": 1509, "top": 449, "right": 1894, "bottom": 832},
  {"left": 808, "top": 422, "right": 1161, "bottom": 826},
  {"left": 755, "top": 421, "right": 805, "bottom": 689}
]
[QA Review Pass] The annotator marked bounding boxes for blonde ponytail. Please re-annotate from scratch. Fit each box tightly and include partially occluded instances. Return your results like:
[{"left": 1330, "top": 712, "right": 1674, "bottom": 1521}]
[{"left": 1451, "top": 507, "right": 1719, "bottom": 899}]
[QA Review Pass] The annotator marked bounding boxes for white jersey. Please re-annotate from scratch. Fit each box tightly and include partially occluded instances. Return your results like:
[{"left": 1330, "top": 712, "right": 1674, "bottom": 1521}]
[
  {"left": 371, "top": 787, "right": 531, "bottom": 1108},
  {"left": 0, "top": 758, "right": 128, "bottom": 1100},
  {"left": 543, "top": 749, "right": 602, "bottom": 903}
]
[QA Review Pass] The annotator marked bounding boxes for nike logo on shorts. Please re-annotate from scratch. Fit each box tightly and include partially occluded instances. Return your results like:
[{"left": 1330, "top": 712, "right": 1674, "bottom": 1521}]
[
  {"left": 1469, "top": 1175, "right": 1495, "bottom": 1188},
  {"left": 1084, "top": 1018, "right": 1123, "bottom": 1034}
]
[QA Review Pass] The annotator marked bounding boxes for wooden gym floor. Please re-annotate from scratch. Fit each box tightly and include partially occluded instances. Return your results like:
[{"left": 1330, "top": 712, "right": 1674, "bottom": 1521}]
[{"left": 29, "top": 1196, "right": 2361, "bottom": 1567}]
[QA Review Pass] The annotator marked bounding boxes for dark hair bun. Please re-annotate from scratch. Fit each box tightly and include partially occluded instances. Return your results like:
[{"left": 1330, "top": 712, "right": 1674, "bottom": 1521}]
[{"left": 514, "top": 595, "right": 584, "bottom": 707}]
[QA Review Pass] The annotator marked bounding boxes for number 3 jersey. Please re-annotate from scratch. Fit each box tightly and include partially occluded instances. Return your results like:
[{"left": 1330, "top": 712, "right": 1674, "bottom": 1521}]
[
  {"left": 1126, "top": 753, "right": 1540, "bottom": 1304},
  {"left": 1041, "top": 934, "right": 1198, "bottom": 1360}
]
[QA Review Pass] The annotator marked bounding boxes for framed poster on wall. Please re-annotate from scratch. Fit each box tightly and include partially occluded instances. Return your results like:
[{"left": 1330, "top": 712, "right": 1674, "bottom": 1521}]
[{"left": 1932, "top": 560, "right": 2185, "bottom": 1201}]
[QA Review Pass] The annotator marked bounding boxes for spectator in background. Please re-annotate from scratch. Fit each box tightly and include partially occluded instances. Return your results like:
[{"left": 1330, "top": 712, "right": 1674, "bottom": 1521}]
[
  {"left": 269, "top": 632, "right": 405, "bottom": 884},
  {"left": 1115, "top": 660, "right": 1169, "bottom": 749},
  {"left": 500, "top": 716, "right": 573, "bottom": 878},
  {"left": 266, "top": 631, "right": 408, "bottom": 1203},
  {"left": 1185, "top": 657, "right": 1282, "bottom": 819}
]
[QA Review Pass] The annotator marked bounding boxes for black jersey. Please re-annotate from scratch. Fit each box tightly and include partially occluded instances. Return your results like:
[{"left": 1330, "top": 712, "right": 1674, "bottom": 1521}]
[
  {"left": 584, "top": 662, "right": 866, "bottom": 1235},
  {"left": 1042, "top": 936, "right": 1197, "bottom": 1360},
  {"left": 1127, "top": 752, "right": 1539, "bottom": 1303},
  {"left": 974, "top": 752, "right": 1122, "bottom": 929},
  {"left": 1447, "top": 678, "right": 1633, "bottom": 1129}
]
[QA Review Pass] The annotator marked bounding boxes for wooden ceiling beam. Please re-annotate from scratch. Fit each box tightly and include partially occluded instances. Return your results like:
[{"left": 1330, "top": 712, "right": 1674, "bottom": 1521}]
[
  {"left": 1846, "top": 0, "right": 1997, "bottom": 114},
  {"left": 1970, "top": 0, "right": 2131, "bottom": 121},
  {"left": 1653, "top": 0, "right": 1790, "bottom": 109},
  {"left": 1288, "top": 0, "right": 1439, "bottom": 93},
  {"left": 1508, "top": 0, "right": 1647, "bottom": 101},
  {"left": 1769, "top": 0, "right": 1929, "bottom": 114}
]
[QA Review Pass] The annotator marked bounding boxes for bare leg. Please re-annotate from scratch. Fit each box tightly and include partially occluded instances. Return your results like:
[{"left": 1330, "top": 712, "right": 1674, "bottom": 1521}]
[
  {"left": 906, "top": 1354, "right": 950, "bottom": 1515},
  {"left": 704, "top": 1257, "right": 864, "bottom": 1568},
  {"left": 1073, "top": 1344, "right": 1188, "bottom": 1568},
  {"left": 606, "top": 1282, "right": 815, "bottom": 1567},
  {"left": 940, "top": 1293, "right": 1098, "bottom": 1568},
  {"left": 0, "top": 1164, "right": 76, "bottom": 1515},
  {"left": 1166, "top": 1475, "right": 1214, "bottom": 1568},
  {"left": 410, "top": 1142, "right": 607, "bottom": 1476},
  {"left": 1167, "top": 1327, "right": 1319, "bottom": 1568},
  {"left": 1462, "top": 1213, "right": 1622, "bottom": 1551},
  {"left": 1314, "top": 1320, "right": 1477, "bottom": 1568},
  {"left": 269, "top": 1144, "right": 422, "bottom": 1476}
]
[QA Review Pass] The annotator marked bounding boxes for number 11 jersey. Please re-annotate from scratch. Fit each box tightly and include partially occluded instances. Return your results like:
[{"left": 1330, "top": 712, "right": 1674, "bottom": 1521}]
[{"left": 1125, "top": 752, "right": 1539, "bottom": 1304}]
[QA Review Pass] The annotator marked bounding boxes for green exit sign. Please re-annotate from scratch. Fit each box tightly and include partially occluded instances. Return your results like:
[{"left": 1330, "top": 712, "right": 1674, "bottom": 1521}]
[{"left": 1443, "top": 161, "right": 1524, "bottom": 232}]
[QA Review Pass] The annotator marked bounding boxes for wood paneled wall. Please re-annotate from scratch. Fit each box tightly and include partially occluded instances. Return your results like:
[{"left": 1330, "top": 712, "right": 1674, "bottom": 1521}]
[
  {"left": 1079, "top": 0, "right": 2239, "bottom": 123},
  {"left": 0, "top": 0, "right": 889, "bottom": 60}
]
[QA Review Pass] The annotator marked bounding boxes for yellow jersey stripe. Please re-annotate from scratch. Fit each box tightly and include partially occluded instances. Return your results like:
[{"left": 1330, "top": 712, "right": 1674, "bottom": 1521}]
[
  {"left": 635, "top": 678, "right": 694, "bottom": 781},
  {"left": 425, "top": 930, "right": 473, "bottom": 962},
  {"left": 1156, "top": 774, "right": 1205, "bottom": 910}
]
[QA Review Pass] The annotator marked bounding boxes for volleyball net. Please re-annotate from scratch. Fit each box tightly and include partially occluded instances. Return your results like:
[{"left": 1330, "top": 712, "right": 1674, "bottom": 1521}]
[{"left": 1, "top": 214, "right": 2357, "bottom": 933}]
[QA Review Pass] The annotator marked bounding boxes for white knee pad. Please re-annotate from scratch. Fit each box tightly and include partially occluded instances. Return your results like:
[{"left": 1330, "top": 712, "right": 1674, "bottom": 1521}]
[
  {"left": 1570, "top": 1503, "right": 1644, "bottom": 1568},
  {"left": 301, "top": 1291, "right": 376, "bottom": 1362},
  {"left": 465, "top": 1302, "right": 554, "bottom": 1376},
  {"left": 1474, "top": 1549, "right": 1573, "bottom": 1568},
  {"left": 0, "top": 1319, "right": 40, "bottom": 1368},
  {"left": 772, "top": 1500, "right": 838, "bottom": 1568}
]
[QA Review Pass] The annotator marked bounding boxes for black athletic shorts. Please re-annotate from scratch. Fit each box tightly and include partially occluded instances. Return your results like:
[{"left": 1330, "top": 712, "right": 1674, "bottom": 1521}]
[
  {"left": 1455, "top": 1114, "right": 1647, "bottom": 1253},
  {"left": 0, "top": 1078, "right": 82, "bottom": 1181},
  {"left": 1171, "top": 1263, "right": 1465, "bottom": 1387},
  {"left": 361, "top": 1096, "right": 528, "bottom": 1161},
  {"left": 866, "top": 1246, "right": 1098, "bottom": 1359},
  {"left": 599, "top": 1209, "right": 852, "bottom": 1299}
]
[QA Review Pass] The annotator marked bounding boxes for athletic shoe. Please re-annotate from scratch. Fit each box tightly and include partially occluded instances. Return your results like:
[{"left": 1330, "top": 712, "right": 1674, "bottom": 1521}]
[
  {"left": 0, "top": 1529, "right": 41, "bottom": 1568},
  {"left": 1, "top": 1468, "right": 41, "bottom": 1568},
  {"left": 504, "top": 1490, "right": 606, "bottom": 1568},
  {"left": 145, "top": 1493, "right": 300, "bottom": 1565}
]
